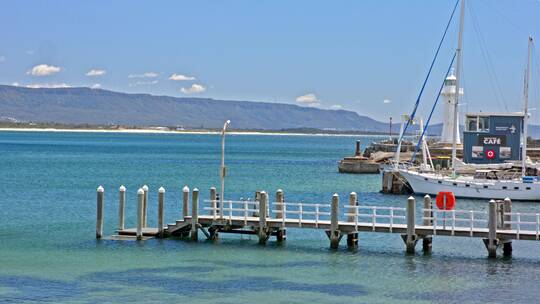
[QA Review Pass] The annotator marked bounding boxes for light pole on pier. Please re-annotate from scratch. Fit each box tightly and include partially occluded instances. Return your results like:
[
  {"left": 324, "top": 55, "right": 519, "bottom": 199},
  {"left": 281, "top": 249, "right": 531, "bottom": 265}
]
[{"left": 220, "top": 120, "right": 231, "bottom": 219}]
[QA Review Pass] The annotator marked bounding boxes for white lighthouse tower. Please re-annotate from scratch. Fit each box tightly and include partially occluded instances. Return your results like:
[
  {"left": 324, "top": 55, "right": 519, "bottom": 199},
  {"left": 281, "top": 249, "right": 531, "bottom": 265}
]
[{"left": 440, "top": 70, "right": 463, "bottom": 144}]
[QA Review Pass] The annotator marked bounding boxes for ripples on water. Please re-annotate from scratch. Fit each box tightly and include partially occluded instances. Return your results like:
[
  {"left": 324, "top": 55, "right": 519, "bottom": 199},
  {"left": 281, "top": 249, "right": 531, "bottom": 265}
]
[{"left": 1, "top": 131, "right": 539, "bottom": 303}]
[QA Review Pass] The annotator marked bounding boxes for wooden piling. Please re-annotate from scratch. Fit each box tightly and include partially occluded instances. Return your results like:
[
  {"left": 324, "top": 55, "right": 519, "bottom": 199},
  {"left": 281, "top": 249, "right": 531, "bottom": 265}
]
[
  {"left": 382, "top": 172, "right": 389, "bottom": 193},
  {"left": 275, "top": 189, "right": 286, "bottom": 242},
  {"left": 210, "top": 187, "right": 217, "bottom": 216},
  {"left": 142, "top": 185, "right": 149, "bottom": 228},
  {"left": 96, "top": 186, "right": 104, "bottom": 239},
  {"left": 158, "top": 187, "right": 165, "bottom": 238},
  {"left": 118, "top": 185, "right": 126, "bottom": 231},
  {"left": 422, "top": 194, "right": 433, "bottom": 252},
  {"left": 191, "top": 188, "right": 199, "bottom": 241},
  {"left": 347, "top": 192, "right": 358, "bottom": 248},
  {"left": 484, "top": 199, "right": 498, "bottom": 258},
  {"left": 402, "top": 196, "right": 417, "bottom": 253},
  {"left": 182, "top": 186, "right": 189, "bottom": 220},
  {"left": 136, "top": 188, "right": 144, "bottom": 240},
  {"left": 258, "top": 191, "right": 269, "bottom": 244},
  {"left": 391, "top": 173, "right": 401, "bottom": 194},
  {"left": 328, "top": 193, "right": 342, "bottom": 249},
  {"left": 502, "top": 197, "right": 512, "bottom": 256}
]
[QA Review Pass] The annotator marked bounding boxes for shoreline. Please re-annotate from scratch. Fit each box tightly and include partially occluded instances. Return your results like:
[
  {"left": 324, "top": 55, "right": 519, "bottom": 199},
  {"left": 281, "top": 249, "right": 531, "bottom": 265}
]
[{"left": 0, "top": 127, "right": 389, "bottom": 137}]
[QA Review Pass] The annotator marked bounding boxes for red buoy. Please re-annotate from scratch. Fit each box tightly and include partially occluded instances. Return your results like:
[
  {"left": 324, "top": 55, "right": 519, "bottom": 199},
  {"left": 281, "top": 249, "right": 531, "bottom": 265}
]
[
  {"left": 436, "top": 192, "right": 455, "bottom": 210},
  {"left": 486, "top": 149, "right": 496, "bottom": 160}
]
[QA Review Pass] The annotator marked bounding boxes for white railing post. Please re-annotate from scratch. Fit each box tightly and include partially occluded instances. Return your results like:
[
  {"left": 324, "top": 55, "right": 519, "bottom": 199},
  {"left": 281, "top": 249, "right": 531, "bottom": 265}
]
[
  {"left": 390, "top": 208, "right": 394, "bottom": 232},
  {"left": 229, "top": 199, "right": 233, "bottom": 222},
  {"left": 299, "top": 203, "right": 303, "bottom": 227},
  {"left": 433, "top": 209, "right": 438, "bottom": 235},
  {"left": 450, "top": 210, "right": 455, "bottom": 236},
  {"left": 243, "top": 198, "right": 248, "bottom": 225},
  {"left": 372, "top": 208, "right": 376, "bottom": 231},
  {"left": 282, "top": 201, "right": 287, "bottom": 228},
  {"left": 536, "top": 214, "right": 539, "bottom": 241},
  {"left": 210, "top": 187, "right": 216, "bottom": 218},
  {"left": 315, "top": 204, "right": 319, "bottom": 228},
  {"left": 469, "top": 210, "right": 474, "bottom": 237},
  {"left": 516, "top": 213, "right": 521, "bottom": 240}
]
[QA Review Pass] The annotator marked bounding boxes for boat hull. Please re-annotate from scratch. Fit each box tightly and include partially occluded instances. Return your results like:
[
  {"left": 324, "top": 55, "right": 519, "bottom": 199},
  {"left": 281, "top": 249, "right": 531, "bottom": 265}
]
[{"left": 399, "top": 170, "right": 540, "bottom": 201}]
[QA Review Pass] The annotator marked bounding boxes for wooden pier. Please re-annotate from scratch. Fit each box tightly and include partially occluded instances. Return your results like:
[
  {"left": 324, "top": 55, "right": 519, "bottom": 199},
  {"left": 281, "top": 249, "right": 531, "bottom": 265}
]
[{"left": 96, "top": 185, "right": 540, "bottom": 258}]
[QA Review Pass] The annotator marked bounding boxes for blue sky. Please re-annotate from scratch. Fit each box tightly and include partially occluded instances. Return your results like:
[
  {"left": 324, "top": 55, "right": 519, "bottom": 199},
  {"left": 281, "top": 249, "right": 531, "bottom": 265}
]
[{"left": 0, "top": 0, "right": 539, "bottom": 123}]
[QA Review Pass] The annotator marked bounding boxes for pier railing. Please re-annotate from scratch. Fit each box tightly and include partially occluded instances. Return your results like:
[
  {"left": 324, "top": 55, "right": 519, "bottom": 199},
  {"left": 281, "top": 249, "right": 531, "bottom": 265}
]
[
  {"left": 344, "top": 205, "right": 406, "bottom": 232},
  {"left": 504, "top": 212, "right": 540, "bottom": 240},
  {"left": 422, "top": 208, "right": 488, "bottom": 236},
  {"left": 96, "top": 185, "right": 540, "bottom": 258}
]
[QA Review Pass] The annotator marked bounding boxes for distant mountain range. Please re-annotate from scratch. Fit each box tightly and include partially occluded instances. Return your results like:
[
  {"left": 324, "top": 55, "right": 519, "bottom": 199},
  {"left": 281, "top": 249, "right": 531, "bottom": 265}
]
[
  {"left": 0, "top": 85, "right": 396, "bottom": 132},
  {"left": 1, "top": 85, "right": 539, "bottom": 137}
]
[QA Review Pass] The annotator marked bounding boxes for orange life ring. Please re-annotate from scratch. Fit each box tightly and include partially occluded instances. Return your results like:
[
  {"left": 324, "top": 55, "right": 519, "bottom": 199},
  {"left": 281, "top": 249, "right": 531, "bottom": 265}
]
[{"left": 436, "top": 191, "right": 455, "bottom": 210}]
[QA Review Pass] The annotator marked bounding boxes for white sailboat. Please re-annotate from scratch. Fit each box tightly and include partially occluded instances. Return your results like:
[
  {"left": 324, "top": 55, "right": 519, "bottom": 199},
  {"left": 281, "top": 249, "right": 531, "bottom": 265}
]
[{"left": 399, "top": 0, "right": 540, "bottom": 201}]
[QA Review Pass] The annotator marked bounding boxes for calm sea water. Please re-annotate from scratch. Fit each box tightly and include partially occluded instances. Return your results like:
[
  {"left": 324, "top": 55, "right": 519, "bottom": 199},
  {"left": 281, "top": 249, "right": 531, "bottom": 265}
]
[{"left": 1, "top": 131, "right": 540, "bottom": 303}]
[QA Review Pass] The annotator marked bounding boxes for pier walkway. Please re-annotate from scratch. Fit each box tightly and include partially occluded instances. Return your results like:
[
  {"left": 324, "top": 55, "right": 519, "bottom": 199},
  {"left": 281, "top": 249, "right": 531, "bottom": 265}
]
[{"left": 96, "top": 186, "right": 540, "bottom": 258}]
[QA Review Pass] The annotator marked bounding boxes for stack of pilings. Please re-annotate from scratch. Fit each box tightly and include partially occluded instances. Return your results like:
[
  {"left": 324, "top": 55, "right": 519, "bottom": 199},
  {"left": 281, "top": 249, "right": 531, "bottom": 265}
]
[{"left": 95, "top": 185, "right": 540, "bottom": 258}]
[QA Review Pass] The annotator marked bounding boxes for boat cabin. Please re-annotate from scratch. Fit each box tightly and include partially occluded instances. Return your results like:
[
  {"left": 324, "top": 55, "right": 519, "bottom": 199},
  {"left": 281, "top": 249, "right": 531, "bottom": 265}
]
[{"left": 463, "top": 112, "right": 524, "bottom": 164}]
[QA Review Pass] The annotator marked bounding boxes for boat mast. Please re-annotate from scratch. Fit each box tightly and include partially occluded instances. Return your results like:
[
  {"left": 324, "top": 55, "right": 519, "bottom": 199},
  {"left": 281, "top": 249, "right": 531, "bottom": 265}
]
[
  {"left": 451, "top": 0, "right": 465, "bottom": 175},
  {"left": 420, "top": 117, "right": 428, "bottom": 168},
  {"left": 522, "top": 36, "right": 533, "bottom": 176},
  {"left": 394, "top": 116, "right": 406, "bottom": 170}
]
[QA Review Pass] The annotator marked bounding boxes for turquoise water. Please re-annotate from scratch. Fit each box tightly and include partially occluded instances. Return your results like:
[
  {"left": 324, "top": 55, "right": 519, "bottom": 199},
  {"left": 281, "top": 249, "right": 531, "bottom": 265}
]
[{"left": 1, "top": 131, "right": 540, "bottom": 303}]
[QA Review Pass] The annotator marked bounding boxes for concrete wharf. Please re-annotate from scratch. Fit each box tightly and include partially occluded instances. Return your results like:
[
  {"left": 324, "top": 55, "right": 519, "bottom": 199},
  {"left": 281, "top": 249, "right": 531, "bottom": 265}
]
[{"left": 96, "top": 185, "right": 540, "bottom": 258}]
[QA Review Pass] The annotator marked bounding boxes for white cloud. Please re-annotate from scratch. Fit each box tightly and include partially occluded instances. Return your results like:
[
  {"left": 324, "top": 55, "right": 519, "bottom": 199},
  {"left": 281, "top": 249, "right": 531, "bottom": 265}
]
[
  {"left": 91, "top": 83, "right": 101, "bottom": 89},
  {"left": 26, "top": 83, "right": 70, "bottom": 89},
  {"left": 131, "top": 80, "right": 159, "bottom": 86},
  {"left": 169, "top": 73, "right": 196, "bottom": 81},
  {"left": 0, "top": 56, "right": 5, "bottom": 62},
  {"left": 27, "top": 64, "right": 61, "bottom": 76},
  {"left": 128, "top": 72, "right": 158, "bottom": 78},
  {"left": 383, "top": 99, "right": 391, "bottom": 104},
  {"left": 180, "top": 84, "right": 206, "bottom": 94},
  {"left": 86, "top": 69, "right": 106, "bottom": 77},
  {"left": 11, "top": 82, "right": 19, "bottom": 86},
  {"left": 296, "top": 93, "right": 320, "bottom": 106},
  {"left": 25, "top": 50, "right": 34, "bottom": 55},
  {"left": 330, "top": 104, "right": 343, "bottom": 110}
]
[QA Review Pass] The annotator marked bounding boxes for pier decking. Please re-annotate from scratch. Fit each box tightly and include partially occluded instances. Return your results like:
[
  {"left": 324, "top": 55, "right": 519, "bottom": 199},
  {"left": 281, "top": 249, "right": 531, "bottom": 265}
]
[{"left": 97, "top": 186, "right": 540, "bottom": 258}]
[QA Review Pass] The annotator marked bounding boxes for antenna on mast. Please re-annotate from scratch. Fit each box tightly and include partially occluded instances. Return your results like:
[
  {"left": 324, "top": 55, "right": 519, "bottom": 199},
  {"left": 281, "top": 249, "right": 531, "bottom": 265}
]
[
  {"left": 522, "top": 36, "right": 533, "bottom": 177},
  {"left": 451, "top": 0, "right": 466, "bottom": 176}
]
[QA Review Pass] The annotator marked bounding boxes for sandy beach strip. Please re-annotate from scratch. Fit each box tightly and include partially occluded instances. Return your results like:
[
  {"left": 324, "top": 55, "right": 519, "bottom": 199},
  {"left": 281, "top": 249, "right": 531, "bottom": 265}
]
[{"left": 0, "top": 127, "right": 383, "bottom": 137}]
